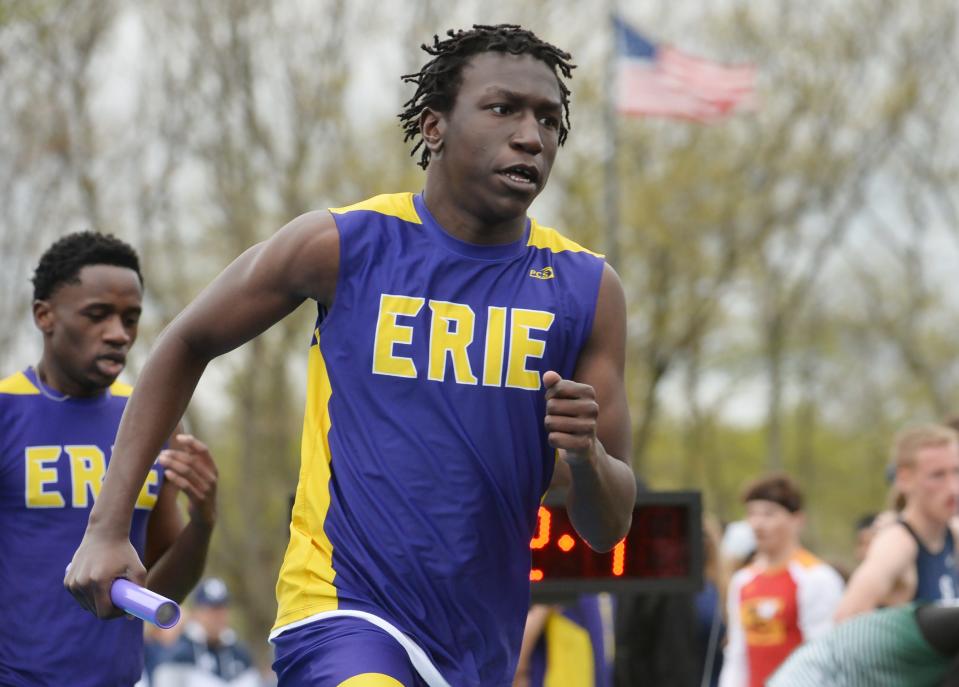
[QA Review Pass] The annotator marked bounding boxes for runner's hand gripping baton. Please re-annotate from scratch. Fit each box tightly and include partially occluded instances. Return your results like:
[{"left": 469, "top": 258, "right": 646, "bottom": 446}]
[{"left": 110, "top": 579, "right": 181, "bottom": 629}]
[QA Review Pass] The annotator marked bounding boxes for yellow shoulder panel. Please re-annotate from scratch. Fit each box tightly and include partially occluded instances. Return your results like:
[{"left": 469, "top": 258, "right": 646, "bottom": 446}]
[
  {"left": 0, "top": 371, "right": 40, "bottom": 395},
  {"left": 792, "top": 548, "right": 823, "bottom": 569},
  {"left": 329, "top": 193, "right": 421, "bottom": 224},
  {"left": 527, "top": 219, "right": 603, "bottom": 257},
  {"left": 109, "top": 380, "right": 134, "bottom": 397}
]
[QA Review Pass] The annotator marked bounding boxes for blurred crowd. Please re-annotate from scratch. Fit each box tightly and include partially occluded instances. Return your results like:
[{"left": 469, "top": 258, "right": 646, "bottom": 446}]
[
  {"left": 136, "top": 578, "right": 273, "bottom": 687},
  {"left": 516, "top": 420, "right": 959, "bottom": 687}
]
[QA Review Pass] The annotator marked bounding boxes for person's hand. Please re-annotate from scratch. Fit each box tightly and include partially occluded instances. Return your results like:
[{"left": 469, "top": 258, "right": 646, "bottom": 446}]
[
  {"left": 65, "top": 531, "right": 145, "bottom": 619},
  {"left": 158, "top": 434, "right": 217, "bottom": 528},
  {"left": 543, "top": 370, "right": 599, "bottom": 467}
]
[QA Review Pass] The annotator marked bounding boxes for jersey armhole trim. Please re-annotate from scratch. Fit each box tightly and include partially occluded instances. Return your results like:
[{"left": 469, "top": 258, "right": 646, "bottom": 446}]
[{"left": 316, "top": 210, "right": 346, "bottom": 336}]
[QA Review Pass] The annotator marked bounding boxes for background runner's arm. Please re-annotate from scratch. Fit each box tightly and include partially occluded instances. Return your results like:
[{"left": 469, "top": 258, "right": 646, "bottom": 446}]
[
  {"left": 834, "top": 525, "right": 915, "bottom": 622},
  {"left": 552, "top": 262, "right": 635, "bottom": 552},
  {"left": 143, "top": 432, "right": 217, "bottom": 602},
  {"left": 66, "top": 211, "right": 339, "bottom": 618}
]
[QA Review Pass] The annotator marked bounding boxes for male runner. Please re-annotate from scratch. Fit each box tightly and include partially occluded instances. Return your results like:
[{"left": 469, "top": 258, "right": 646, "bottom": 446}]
[
  {"left": 0, "top": 232, "right": 218, "bottom": 686},
  {"left": 835, "top": 424, "right": 959, "bottom": 621},
  {"left": 720, "top": 474, "right": 844, "bottom": 687},
  {"left": 66, "top": 24, "right": 636, "bottom": 687}
]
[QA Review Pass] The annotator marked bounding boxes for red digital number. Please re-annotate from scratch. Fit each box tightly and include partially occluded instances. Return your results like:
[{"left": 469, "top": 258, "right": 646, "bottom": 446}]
[
  {"left": 612, "top": 539, "right": 625, "bottom": 576},
  {"left": 530, "top": 506, "right": 551, "bottom": 550},
  {"left": 529, "top": 506, "right": 630, "bottom": 580},
  {"left": 529, "top": 506, "right": 550, "bottom": 581}
]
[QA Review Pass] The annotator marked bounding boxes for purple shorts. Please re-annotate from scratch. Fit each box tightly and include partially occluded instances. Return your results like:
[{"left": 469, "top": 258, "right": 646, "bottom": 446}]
[{"left": 272, "top": 616, "right": 429, "bottom": 687}]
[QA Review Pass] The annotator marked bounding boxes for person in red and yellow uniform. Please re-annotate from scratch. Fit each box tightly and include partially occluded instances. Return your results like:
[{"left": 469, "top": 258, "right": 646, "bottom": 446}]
[{"left": 719, "top": 474, "right": 843, "bottom": 687}]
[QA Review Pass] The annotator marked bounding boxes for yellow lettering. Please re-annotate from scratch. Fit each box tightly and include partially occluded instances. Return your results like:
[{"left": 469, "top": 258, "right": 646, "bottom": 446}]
[
  {"left": 66, "top": 446, "right": 105, "bottom": 508},
  {"left": 428, "top": 301, "right": 478, "bottom": 384},
  {"left": 481, "top": 306, "right": 508, "bottom": 386},
  {"left": 506, "top": 309, "right": 555, "bottom": 390},
  {"left": 136, "top": 467, "right": 160, "bottom": 510},
  {"left": 372, "top": 294, "right": 424, "bottom": 378},
  {"left": 25, "top": 446, "right": 65, "bottom": 508}
]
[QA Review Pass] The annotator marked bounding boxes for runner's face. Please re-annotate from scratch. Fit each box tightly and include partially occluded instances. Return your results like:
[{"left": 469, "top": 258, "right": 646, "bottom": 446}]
[
  {"left": 192, "top": 605, "right": 230, "bottom": 641},
  {"left": 436, "top": 52, "right": 562, "bottom": 222},
  {"left": 34, "top": 264, "right": 142, "bottom": 393},
  {"left": 909, "top": 443, "right": 959, "bottom": 523},
  {"left": 746, "top": 500, "right": 801, "bottom": 557}
]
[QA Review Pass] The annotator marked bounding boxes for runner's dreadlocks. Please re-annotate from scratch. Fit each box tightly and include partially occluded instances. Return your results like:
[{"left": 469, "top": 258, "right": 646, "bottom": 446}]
[{"left": 398, "top": 24, "right": 576, "bottom": 169}]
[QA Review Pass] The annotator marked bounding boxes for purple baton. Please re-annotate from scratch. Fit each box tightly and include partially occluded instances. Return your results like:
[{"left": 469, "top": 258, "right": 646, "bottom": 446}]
[{"left": 110, "top": 579, "right": 181, "bottom": 629}]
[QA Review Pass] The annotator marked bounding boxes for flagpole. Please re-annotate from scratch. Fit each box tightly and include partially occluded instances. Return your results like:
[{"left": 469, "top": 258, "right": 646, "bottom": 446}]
[{"left": 603, "top": 1, "right": 621, "bottom": 270}]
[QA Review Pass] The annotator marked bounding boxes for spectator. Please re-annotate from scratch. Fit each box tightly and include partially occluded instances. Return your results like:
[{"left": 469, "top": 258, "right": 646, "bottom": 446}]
[
  {"left": 137, "top": 622, "right": 186, "bottom": 687},
  {"left": 719, "top": 473, "right": 844, "bottom": 687},
  {"left": 152, "top": 578, "right": 261, "bottom": 687},
  {"left": 836, "top": 424, "right": 959, "bottom": 621}
]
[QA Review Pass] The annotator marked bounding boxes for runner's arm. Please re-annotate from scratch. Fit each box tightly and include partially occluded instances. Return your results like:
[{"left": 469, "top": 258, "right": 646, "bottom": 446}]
[
  {"left": 834, "top": 524, "right": 916, "bottom": 622},
  {"left": 550, "top": 263, "right": 635, "bottom": 552},
  {"left": 66, "top": 211, "right": 339, "bottom": 618}
]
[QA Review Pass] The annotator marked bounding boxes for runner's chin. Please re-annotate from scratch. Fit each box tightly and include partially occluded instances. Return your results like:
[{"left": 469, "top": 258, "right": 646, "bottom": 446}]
[{"left": 95, "top": 358, "right": 124, "bottom": 380}]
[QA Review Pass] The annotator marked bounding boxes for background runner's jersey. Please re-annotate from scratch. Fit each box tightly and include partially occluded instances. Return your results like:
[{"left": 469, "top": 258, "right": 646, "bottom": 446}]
[
  {"left": 767, "top": 604, "right": 953, "bottom": 687},
  {"left": 899, "top": 520, "right": 959, "bottom": 602},
  {"left": 0, "top": 368, "right": 163, "bottom": 687},
  {"left": 720, "top": 548, "right": 844, "bottom": 687},
  {"left": 273, "top": 193, "right": 605, "bottom": 686}
]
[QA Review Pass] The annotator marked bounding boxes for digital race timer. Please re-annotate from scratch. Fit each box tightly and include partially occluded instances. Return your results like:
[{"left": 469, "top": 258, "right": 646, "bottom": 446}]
[{"left": 529, "top": 490, "right": 702, "bottom": 599}]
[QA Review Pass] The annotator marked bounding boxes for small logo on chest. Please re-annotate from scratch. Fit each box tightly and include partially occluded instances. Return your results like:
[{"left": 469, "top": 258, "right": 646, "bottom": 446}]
[{"left": 529, "top": 266, "right": 554, "bottom": 280}]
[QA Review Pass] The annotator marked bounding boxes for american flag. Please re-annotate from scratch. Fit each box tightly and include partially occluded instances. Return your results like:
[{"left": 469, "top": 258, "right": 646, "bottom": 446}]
[{"left": 614, "top": 15, "right": 757, "bottom": 121}]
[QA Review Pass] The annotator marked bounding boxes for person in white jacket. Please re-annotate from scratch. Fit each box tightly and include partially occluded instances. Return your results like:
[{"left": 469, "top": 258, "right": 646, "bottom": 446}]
[{"left": 719, "top": 474, "right": 844, "bottom": 687}]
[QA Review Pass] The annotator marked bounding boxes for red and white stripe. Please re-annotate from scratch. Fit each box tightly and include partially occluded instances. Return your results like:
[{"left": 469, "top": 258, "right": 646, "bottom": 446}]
[{"left": 617, "top": 46, "right": 758, "bottom": 122}]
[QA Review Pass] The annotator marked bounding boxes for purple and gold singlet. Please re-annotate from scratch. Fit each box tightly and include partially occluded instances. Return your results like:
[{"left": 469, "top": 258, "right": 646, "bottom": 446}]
[
  {"left": 0, "top": 368, "right": 163, "bottom": 686},
  {"left": 271, "top": 193, "right": 605, "bottom": 686}
]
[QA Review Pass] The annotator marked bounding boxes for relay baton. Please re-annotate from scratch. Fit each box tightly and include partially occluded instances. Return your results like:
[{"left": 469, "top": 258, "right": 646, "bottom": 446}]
[{"left": 110, "top": 579, "right": 180, "bottom": 629}]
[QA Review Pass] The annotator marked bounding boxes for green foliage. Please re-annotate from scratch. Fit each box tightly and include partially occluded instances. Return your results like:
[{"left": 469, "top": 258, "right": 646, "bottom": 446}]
[{"left": 645, "top": 410, "right": 889, "bottom": 568}]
